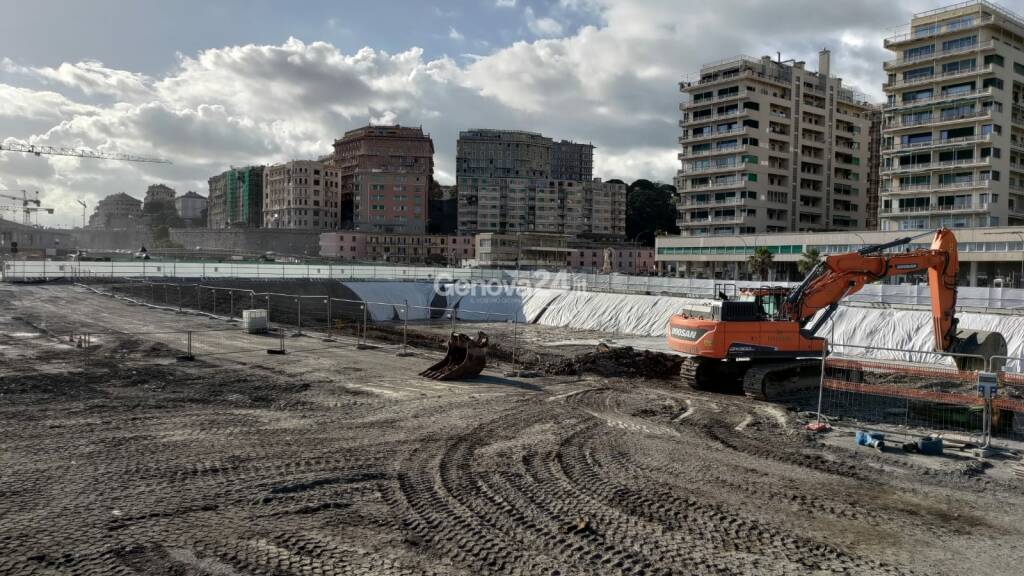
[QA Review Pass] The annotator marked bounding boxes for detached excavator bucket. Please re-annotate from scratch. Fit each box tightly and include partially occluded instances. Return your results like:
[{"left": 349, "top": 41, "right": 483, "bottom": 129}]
[
  {"left": 420, "top": 332, "right": 489, "bottom": 380},
  {"left": 951, "top": 329, "right": 1008, "bottom": 371}
]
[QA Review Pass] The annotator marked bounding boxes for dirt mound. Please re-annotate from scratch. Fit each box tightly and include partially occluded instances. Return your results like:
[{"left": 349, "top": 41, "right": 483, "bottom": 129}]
[{"left": 542, "top": 344, "right": 683, "bottom": 379}]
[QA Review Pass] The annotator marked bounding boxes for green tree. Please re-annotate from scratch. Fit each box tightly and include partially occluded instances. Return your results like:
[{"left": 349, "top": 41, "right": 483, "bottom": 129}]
[
  {"left": 797, "top": 247, "right": 821, "bottom": 275},
  {"left": 746, "top": 246, "right": 774, "bottom": 281},
  {"left": 626, "top": 179, "right": 679, "bottom": 247},
  {"left": 143, "top": 198, "right": 183, "bottom": 228}
]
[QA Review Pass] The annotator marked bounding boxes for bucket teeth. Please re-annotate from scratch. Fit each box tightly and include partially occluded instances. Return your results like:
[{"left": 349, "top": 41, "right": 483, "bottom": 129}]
[{"left": 419, "top": 332, "right": 488, "bottom": 381}]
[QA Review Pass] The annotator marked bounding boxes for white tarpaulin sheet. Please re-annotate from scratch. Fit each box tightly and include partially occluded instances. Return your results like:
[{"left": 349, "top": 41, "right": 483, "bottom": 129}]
[
  {"left": 341, "top": 281, "right": 440, "bottom": 321},
  {"left": 827, "top": 306, "right": 1024, "bottom": 370}
]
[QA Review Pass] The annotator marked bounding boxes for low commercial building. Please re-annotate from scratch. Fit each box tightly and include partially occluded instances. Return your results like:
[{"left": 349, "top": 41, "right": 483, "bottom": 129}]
[
  {"left": 263, "top": 160, "right": 340, "bottom": 229},
  {"left": 566, "top": 245, "right": 656, "bottom": 274},
  {"left": 473, "top": 233, "right": 569, "bottom": 268},
  {"left": 88, "top": 192, "right": 143, "bottom": 229},
  {"left": 655, "top": 226, "right": 1024, "bottom": 286},
  {"left": 319, "top": 231, "right": 475, "bottom": 264}
]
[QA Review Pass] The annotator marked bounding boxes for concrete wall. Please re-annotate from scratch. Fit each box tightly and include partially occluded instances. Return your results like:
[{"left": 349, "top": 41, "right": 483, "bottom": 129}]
[
  {"left": 72, "top": 227, "right": 153, "bottom": 251},
  {"left": 169, "top": 228, "right": 322, "bottom": 256}
]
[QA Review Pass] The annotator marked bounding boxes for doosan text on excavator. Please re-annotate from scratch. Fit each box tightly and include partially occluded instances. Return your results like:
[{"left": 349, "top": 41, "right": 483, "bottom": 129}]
[{"left": 666, "top": 228, "right": 1008, "bottom": 399}]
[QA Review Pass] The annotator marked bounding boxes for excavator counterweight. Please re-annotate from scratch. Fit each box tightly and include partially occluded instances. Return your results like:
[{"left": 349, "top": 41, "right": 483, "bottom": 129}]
[{"left": 667, "top": 228, "right": 1006, "bottom": 398}]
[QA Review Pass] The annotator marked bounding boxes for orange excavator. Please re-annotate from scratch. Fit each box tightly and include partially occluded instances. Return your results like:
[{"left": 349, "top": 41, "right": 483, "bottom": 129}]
[{"left": 666, "top": 228, "right": 1007, "bottom": 399}]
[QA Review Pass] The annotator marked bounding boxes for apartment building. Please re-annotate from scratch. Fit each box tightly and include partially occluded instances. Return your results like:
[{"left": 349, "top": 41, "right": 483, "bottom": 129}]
[
  {"left": 456, "top": 129, "right": 621, "bottom": 236},
  {"left": 677, "top": 50, "right": 876, "bottom": 236},
  {"left": 880, "top": 0, "right": 1024, "bottom": 231},
  {"left": 332, "top": 125, "right": 434, "bottom": 233},
  {"left": 552, "top": 140, "right": 595, "bottom": 181},
  {"left": 457, "top": 129, "right": 552, "bottom": 234},
  {"left": 207, "top": 166, "right": 264, "bottom": 229},
  {"left": 319, "top": 231, "right": 475, "bottom": 264},
  {"left": 144, "top": 184, "right": 176, "bottom": 206},
  {"left": 175, "top": 191, "right": 207, "bottom": 226},
  {"left": 88, "top": 192, "right": 142, "bottom": 229},
  {"left": 262, "top": 160, "right": 340, "bottom": 229}
]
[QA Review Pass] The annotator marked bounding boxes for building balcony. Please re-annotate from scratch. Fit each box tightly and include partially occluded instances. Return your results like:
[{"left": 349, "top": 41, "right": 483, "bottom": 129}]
[
  {"left": 679, "top": 127, "right": 747, "bottom": 143},
  {"left": 883, "top": 65, "right": 994, "bottom": 91},
  {"left": 681, "top": 93, "right": 746, "bottom": 110},
  {"left": 678, "top": 197, "right": 747, "bottom": 208},
  {"left": 680, "top": 215, "right": 747, "bottom": 226},
  {"left": 680, "top": 109, "right": 749, "bottom": 128},
  {"left": 883, "top": 39, "right": 996, "bottom": 70},
  {"left": 679, "top": 164, "right": 741, "bottom": 176},
  {"left": 684, "top": 178, "right": 748, "bottom": 192},
  {"left": 679, "top": 159, "right": 758, "bottom": 175},
  {"left": 882, "top": 133, "right": 992, "bottom": 152},
  {"left": 884, "top": 14, "right": 993, "bottom": 47},
  {"left": 883, "top": 88, "right": 993, "bottom": 111},
  {"left": 880, "top": 203, "right": 991, "bottom": 215},
  {"left": 881, "top": 157, "right": 992, "bottom": 175},
  {"left": 678, "top": 145, "right": 749, "bottom": 160},
  {"left": 883, "top": 109, "right": 993, "bottom": 130},
  {"left": 881, "top": 179, "right": 992, "bottom": 195}
]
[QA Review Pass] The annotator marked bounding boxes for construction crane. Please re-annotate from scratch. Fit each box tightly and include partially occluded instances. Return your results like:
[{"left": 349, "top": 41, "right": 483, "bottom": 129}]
[
  {"left": 77, "top": 199, "right": 87, "bottom": 229},
  {"left": 0, "top": 204, "right": 54, "bottom": 225},
  {"left": 0, "top": 189, "right": 55, "bottom": 226},
  {"left": 0, "top": 142, "right": 171, "bottom": 164}
]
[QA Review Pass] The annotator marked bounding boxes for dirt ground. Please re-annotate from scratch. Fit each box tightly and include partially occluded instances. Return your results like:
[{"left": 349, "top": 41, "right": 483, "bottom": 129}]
[{"left": 2, "top": 283, "right": 1024, "bottom": 576}]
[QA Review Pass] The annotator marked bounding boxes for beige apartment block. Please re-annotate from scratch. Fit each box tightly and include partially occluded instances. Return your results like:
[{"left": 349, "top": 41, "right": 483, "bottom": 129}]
[
  {"left": 677, "top": 50, "right": 876, "bottom": 236},
  {"left": 881, "top": 0, "right": 1024, "bottom": 231},
  {"left": 262, "top": 160, "right": 340, "bottom": 230}
]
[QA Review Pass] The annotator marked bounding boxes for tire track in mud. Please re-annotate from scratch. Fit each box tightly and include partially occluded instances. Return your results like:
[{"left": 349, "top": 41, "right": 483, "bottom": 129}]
[{"left": 386, "top": 387, "right": 915, "bottom": 575}]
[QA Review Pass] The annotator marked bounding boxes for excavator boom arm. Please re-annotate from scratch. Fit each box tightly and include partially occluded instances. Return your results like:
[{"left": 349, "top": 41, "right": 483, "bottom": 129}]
[{"left": 786, "top": 229, "right": 959, "bottom": 352}]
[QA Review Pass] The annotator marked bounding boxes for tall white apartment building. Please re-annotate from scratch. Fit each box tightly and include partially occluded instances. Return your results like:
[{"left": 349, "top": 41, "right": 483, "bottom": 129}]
[
  {"left": 456, "top": 128, "right": 623, "bottom": 237},
  {"left": 677, "top": 50, "right": 877, "bottom": 236},
  {"left": 262, "top": 160, "right": 341, "bottom": 229},
  {"left": 881, "top": 0, "right": 1024, "bottom": 230}
]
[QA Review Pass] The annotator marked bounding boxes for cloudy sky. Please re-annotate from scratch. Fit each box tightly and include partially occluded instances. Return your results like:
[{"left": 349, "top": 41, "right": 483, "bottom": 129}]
[{"left": 1, "top": 0, "right": 936, "bottom": 227}]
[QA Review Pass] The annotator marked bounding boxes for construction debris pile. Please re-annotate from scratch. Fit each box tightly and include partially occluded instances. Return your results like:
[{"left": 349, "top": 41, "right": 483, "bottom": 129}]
[{"left": 542, "top": 344, "right": 683, "bottom": 379}]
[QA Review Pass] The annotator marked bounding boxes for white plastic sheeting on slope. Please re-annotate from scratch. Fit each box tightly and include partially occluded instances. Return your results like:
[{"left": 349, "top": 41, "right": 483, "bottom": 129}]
[
  {"left": 827, "top": 306, "right": 1024, "bottom": 370},
  {"left": 527, "top": 289, "right": 710, "bottom": 336},
  {"left": 336, "top": 281, "right": 1024, "bottom": 371},
  {"left": 445, "top": 287, "right": 565, "bottom": 323},
  {"left": 340, "top": 281, "right": 440, "bottom": 321}
]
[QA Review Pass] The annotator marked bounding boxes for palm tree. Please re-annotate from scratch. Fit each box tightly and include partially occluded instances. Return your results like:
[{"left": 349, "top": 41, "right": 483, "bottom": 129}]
[
  {"left": 746, "top": 246, "right": 774, "bottom": 281},
  {"left": 797, "top": 247, "right": 821, "bottom": 276}
]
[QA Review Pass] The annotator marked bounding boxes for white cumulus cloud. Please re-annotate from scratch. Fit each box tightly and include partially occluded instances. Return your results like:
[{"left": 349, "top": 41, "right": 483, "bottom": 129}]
[{"left": 0, "top": 0, "right": 938, "bottom": 228}]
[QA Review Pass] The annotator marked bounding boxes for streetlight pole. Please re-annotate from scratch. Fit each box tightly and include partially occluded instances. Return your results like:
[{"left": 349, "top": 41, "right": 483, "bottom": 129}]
[{"left": 735, "top": 235, "right": 750, "bottom": 282}]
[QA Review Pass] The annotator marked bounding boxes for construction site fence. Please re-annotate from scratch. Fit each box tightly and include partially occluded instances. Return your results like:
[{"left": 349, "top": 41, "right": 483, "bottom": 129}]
[
  {"left": 819, "top": 342, "right": 1024, "bottom": 450},
  {"left": 70, "top": 280, "right": 525, "bottom": 371},
  {"left": 7, "top": 259, "right": 1024, "bottom": 309}
]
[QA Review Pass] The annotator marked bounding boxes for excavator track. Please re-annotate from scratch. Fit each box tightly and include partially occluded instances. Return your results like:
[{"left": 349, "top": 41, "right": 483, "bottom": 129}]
[
  {"left": 679, "top": 356, "right": 714, "bottom": 390},
  {"left": 742, "top": 359, "right": 823, "bottom": 401}
]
